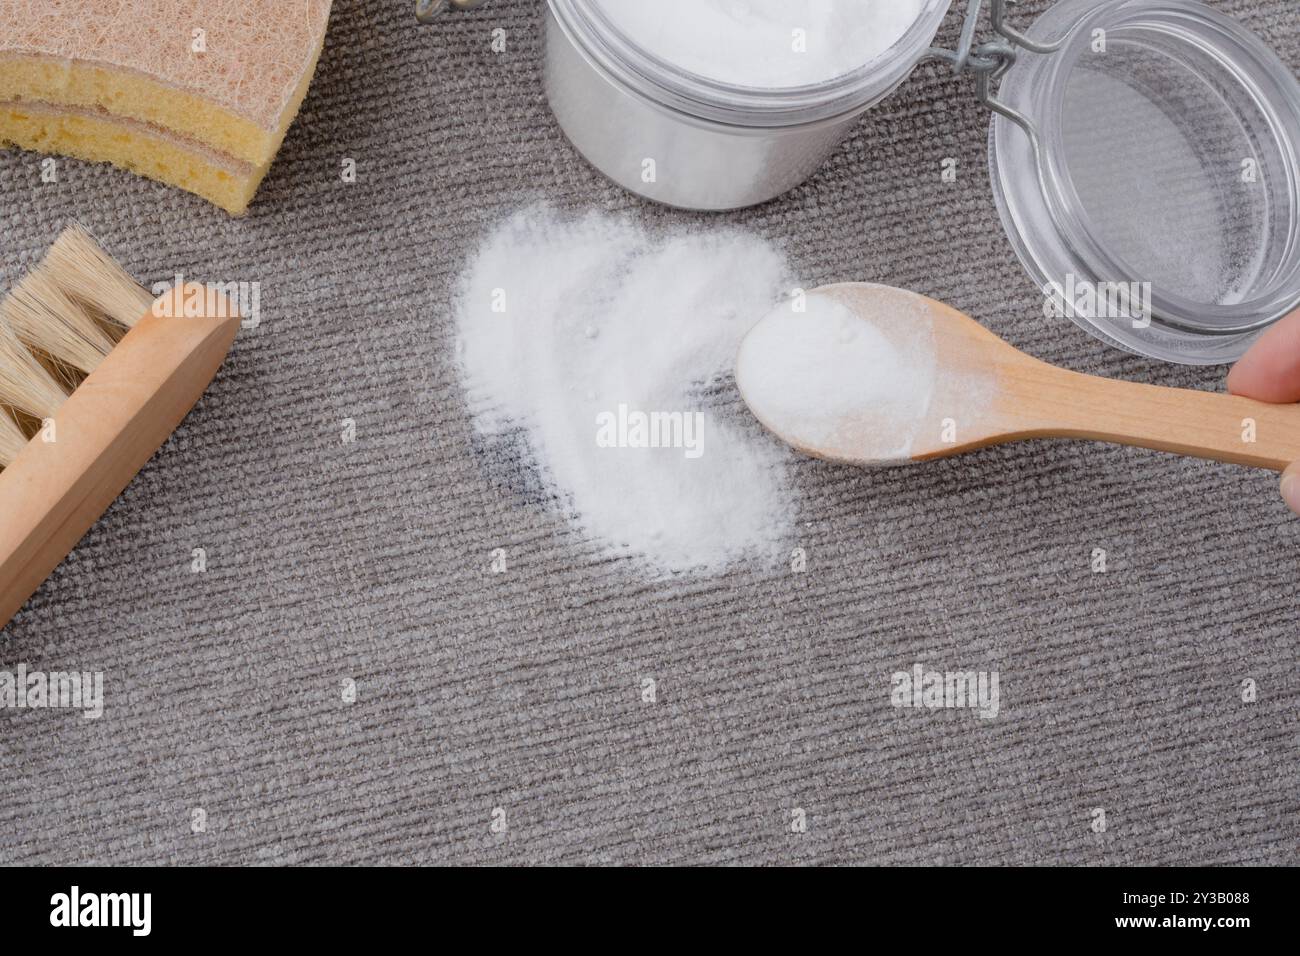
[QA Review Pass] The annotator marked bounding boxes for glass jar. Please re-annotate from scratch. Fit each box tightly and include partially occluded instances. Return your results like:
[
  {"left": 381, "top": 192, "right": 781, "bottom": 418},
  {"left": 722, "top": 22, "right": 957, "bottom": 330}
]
[
  {"left": 544, "top": 0, "right": 953, "bottom": 211},
  {"left": 989, "top": 0, "right": 1300, "bottom": 364}
]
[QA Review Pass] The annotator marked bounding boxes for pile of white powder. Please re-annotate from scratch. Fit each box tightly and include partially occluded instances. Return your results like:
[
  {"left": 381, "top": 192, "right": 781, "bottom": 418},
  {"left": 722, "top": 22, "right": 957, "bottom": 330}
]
[
  {"left": 593, "top": 0, "right": 927, "bottom": 88},
  {"left": 456, "top": 206, "right": 795, "bottom": 575}
]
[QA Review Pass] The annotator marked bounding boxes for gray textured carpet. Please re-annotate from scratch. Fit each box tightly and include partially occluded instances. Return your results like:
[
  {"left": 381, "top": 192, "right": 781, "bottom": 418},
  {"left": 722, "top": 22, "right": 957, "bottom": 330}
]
[{"left": 1, "top": 0, "right": 1297, "bottom": 866}]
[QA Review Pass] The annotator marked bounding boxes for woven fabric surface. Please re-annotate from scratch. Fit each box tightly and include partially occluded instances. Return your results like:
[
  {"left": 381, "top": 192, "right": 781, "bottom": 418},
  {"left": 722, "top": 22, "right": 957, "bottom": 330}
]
[{"left": 0, "top": 0, "right": 1296, "bottom": 865}]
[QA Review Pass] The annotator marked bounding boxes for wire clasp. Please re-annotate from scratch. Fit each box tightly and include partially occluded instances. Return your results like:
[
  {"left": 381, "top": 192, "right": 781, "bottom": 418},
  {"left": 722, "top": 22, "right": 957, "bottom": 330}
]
[{"left": 924, "top": 0, "right": 1066, "bottom": 158}]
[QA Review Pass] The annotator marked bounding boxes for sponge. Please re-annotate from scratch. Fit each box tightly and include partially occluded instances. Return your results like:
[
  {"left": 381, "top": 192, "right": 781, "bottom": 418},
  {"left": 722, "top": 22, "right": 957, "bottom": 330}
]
[
  {"left": 1, "top": 101, "right": 258, "bottom": 214},
  {"left": 0, "top": 0, "right": 332, "bottom": 213}
]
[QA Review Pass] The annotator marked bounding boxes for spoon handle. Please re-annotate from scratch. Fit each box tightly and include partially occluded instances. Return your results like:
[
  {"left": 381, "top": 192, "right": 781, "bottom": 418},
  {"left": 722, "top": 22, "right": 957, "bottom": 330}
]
[{"left": 1015, "top": 366, "right": 1300, "bottom": 471}]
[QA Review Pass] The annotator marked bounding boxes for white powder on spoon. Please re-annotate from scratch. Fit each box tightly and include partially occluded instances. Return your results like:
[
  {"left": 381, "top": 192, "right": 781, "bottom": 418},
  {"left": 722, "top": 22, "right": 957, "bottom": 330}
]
[
  {"left": 592, "top": 0, "right": 928, "bottom": 88},
  {"left": 456, "top": 205, "right": 796, "bottom": 575},
  {"left": 737, "top": 290, "right": 938, "bottom": 465}
]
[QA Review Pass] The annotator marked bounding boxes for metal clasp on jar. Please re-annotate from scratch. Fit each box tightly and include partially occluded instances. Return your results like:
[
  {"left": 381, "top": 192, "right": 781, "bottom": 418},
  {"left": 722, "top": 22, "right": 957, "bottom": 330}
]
[
  {"left": 924, "top": 0, "right": 1066, "bottom": 170},
  {"left": 415, "top": 0, "right": 490, "bottom": 23}
]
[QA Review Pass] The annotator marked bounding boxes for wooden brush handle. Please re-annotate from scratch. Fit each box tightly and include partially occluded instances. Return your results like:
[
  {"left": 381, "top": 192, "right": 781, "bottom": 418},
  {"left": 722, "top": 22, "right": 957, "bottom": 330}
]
[
  {"left": 1012, "top": 363, "right": 1300, "bottom": 471},
  {"left": 0, "top": 296, "right": 240, "bottom": 629}
]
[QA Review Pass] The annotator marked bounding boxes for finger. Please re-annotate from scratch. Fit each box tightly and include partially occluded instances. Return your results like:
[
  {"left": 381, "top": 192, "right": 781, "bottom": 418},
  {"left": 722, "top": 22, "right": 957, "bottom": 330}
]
[
  {"left": 1227, "top": 308, "right": 1300, "bottom": 403},
  {"left": 1283, "top": 462, "right": 1300, "bottom": 516}
]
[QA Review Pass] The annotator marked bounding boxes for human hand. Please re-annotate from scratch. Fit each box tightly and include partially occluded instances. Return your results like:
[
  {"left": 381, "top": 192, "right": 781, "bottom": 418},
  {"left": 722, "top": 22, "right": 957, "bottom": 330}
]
[{"left": 1227, "top": 310, "right": 1300, "bottom": 514}]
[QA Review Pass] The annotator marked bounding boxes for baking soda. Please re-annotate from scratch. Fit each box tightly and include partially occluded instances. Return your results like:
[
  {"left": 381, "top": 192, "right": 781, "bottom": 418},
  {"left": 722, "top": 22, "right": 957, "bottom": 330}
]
[
  {"left": 737, "top": 290, "right": 937, "bottom": 464},
  {"left": 593, "top": 0, "right": 927, "bottom": 88},
  {"left": 456, "top": 206, "right": 795, "bottom": 574}
]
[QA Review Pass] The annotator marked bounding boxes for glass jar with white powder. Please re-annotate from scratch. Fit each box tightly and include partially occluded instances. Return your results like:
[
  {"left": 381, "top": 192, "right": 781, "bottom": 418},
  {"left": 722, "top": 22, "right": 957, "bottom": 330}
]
[{"left": 544, "top": 0, "right": 952, "bottom": 210}]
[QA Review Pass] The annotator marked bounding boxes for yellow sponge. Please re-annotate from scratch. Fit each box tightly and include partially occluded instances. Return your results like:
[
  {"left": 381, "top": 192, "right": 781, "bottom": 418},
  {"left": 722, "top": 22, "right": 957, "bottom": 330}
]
[
  {"left": 0, "top": 0, "right": 332, "bottom": 213},
  {"left": 1, "top": 101, "right": 258, "bottom": 214}
]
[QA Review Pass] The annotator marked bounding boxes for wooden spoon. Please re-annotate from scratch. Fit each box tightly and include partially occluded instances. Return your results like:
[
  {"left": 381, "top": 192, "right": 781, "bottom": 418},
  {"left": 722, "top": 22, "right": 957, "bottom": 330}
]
[{"left": 736, "top": 283, "right": 1300, "bottom": 470}]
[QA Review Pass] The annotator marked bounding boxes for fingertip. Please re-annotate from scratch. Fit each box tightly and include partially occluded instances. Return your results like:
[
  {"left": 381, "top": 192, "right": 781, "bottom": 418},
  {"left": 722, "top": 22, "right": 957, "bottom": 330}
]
[
  {"left": 1281, "top": 463, "right": 1300, "bottom": 516},
  {"left": 1229, "top": 308, "right": 1300, "bottom": 403}
]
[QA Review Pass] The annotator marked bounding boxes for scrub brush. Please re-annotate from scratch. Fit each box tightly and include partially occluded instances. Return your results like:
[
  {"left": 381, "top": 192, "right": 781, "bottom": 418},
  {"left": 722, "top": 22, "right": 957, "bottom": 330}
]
[{"left": 0, "top": 227, "right": 241, "bottom": 629}]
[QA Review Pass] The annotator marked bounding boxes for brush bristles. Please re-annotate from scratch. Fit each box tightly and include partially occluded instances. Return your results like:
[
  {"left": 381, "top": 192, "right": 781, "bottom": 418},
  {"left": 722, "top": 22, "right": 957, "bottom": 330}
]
[
  {"left": 43, "top": 225, "right": 155, "bottom": 330},
  {"left": 0, "top": 225, "right": 147, "bottom": 469},
  {"left": 0, "top": 408, "right": 30, "bottom": 468},
  {"left": 1, "top": 268, "right": 117, "bottom": 376},
  {"left": 0, "top": 315, "right": 68, "bottom": 423}
]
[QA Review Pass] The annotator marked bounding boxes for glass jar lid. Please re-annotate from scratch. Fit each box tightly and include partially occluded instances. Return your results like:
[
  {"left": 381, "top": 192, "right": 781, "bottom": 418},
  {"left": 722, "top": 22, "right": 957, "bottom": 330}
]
[
  {"left": 549, "top": 0, "right": 953, "bottom": 127},
  {"left": 990, "top": 0, "right": 1300, "bottom": 364}
]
